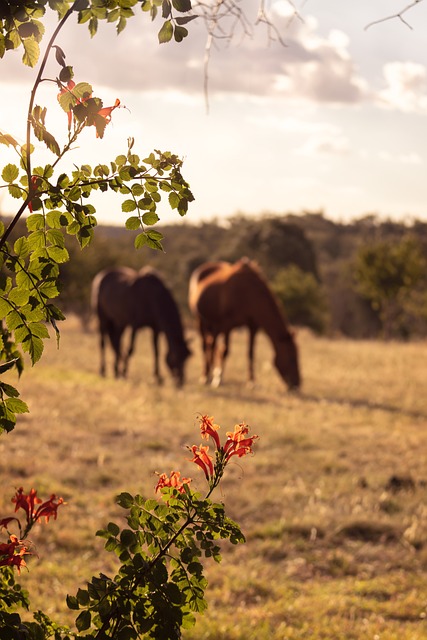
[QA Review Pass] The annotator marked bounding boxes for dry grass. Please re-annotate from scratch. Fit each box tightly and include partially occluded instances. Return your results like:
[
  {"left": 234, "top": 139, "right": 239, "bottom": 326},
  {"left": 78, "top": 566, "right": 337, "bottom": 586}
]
[{"left": 1, "top": 316, "right": 427, "bottom": 638}]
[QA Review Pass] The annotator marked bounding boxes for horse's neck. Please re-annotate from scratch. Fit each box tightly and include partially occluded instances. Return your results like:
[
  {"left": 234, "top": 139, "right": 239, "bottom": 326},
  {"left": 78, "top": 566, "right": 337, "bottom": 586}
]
[
  {"left": 250, "top": 281, "right": 290, "bottom": 346},
  {"left": 157, "top": 294, "right": 185, "bottom": 345}
]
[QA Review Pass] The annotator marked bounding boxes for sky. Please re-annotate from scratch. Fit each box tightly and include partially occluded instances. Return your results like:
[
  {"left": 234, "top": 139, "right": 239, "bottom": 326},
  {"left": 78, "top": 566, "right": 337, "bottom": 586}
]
[{"left": 1, "top": 0, "right": 427, "bottom": 227}]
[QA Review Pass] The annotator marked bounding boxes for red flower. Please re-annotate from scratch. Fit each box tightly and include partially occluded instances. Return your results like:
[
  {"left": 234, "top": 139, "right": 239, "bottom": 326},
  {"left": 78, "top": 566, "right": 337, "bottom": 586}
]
[
  {"left": 199, "top": 414, "right": 221, "bottom": 450},
  {"left": 11, "top": 487, "right": 64, "bottom": 526},
  {"left": 155, "top": 471, "right": 191, "bottom": 494},
  {"left": 223, "top": 422, "right": 258, "bottom": 461},
  {"left": 0, "top": 535, "right": 30, "bottom": 574},
  {"left": 12, "top": 487, "right": 41, "bottom": 522},
  {"left": 94, "top": 98, "right": 121, "bottom": 137},
  {"left": 0, "top": 517, "right": 20, "bottom": 531},
  {"left": 189, "top": 444, "right": 214, "bottom": 480},
  {"left": 34, "top": 495, "right": 64, "bottom": 523}
]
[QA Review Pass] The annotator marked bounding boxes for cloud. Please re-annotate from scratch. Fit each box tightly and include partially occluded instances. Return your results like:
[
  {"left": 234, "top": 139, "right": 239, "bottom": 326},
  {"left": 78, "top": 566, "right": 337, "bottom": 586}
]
[
  {"left": 0, "top": 4, "right": 369, "bottom": 106},
  {"left": 377, "top": 61, "right": 427, "bottom": 112},
  {"left": 296, "top": 131, "right": 351, "bottom": 156},
  {"left": 378, "top": 150, "right": 423, "bottom": 164}
]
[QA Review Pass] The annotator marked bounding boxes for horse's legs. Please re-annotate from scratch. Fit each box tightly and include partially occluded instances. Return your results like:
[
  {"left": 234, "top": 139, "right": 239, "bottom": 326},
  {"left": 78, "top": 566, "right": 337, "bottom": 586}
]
[
  {"left": 97, "top": 314, "right": 109, "bottom": 376},
  {"left": 122, "top": 328, "right": 137, "bottom": 378},
  {"left": 108, "top": 326, "right": 124, "bottom": 378},
  {"left": 198, "top": 321, "right": 213, "bottom": 384},
  {"left": 212, "top": 332, "right": 229, "bottom": 388},
  {"left": 99, "top": 327, "right": 107, "bottom": 377},
  {"left": 152, "top": 330, "right": 164, "bottom": 385},
  {"left": 248, "top": 325, "right": 257, "bottom": 385}
]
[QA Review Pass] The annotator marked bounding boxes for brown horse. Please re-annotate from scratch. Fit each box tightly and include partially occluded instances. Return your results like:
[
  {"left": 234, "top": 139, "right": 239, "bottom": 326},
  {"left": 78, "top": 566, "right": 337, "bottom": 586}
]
[
  {"left": 92, "top": 266, "right": 191, "bottom": 386},
  {"left": 188, "top": 258, "right": 301, "bottom": 390}
]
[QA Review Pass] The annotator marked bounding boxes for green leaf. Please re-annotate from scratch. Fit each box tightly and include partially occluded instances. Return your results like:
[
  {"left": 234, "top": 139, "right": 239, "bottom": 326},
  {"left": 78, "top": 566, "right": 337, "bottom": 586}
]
[
  {"left": 125, "top": 216, "right": 141, "bottom": 230},
  {"left": 2, "top": 163, "right": 19, "bottom": 183},
  {"left": 75, "top": 609, "right": 91, "bottom": 632},
  {"left": 174, "top": 25, "right": 188, "bottom": 42},
  {"left": 107, "top": 522, "right": 120, "bottom": 536},
  {"left": 14, "top": 236, "right": 30, "bottom": 258},
  {"left": 0, "top": 133, "right": 18, "bottom": 147},
  {"left": 66, "top": 595, "right": 80, "bottom": 611},
  {"left": 26, "top": 214, "right": 45, "bottom": 231},
  {"left": 0, "top": 361, "right": 19, "bottom": 376},
  {"left": 122, "top": 199, "right": 137, "bottom": 213},
  {"left": 5, "top": 398, "right": 29, "bottom": 415},
  {"left": 22, "top": 37, "right": 40, "bottom": 67},
  {"left": 141, "top": 211, "right": 160, "bottom": 226},
  {"left": 116, "top": 492, "right": 134, "bottom": 509},
  {"left": 8, "top": 287, "right": 30, "bottom": 307},
  {"left": 176, "top": 15, "right": 198, "bottom": 24},
  {"left": 46, "top": 245, "right": 69, "bottom": 264},
  {"left": 172, "top": 0, "right": 192, "bottom": 11},
  {"left": 134, "top": 233, "right": 148, "bottom": 250},
  {"left": 158, "top": 20, "right": 173, "bottom": 44},
  {"left": 76, "top": 588, "right": 90, "bottom": 606},
  {"left": 168, "top": 192, "right": 180, "bottom": 209}
]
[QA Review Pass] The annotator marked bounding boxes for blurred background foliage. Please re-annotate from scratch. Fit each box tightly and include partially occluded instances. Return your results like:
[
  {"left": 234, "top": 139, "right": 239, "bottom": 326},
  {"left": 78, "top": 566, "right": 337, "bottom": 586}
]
[{"left": 2, "top": 209, "right": 427, "bottom": 339}]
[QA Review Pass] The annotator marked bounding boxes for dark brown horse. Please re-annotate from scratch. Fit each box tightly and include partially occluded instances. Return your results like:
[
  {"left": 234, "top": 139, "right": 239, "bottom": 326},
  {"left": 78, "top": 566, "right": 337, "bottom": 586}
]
[
  {"left": 188, "top": 258, "right": 301, "bottom": 390},
  {"left": 92, "top": 266, "right": 191, "bottom": 386}
]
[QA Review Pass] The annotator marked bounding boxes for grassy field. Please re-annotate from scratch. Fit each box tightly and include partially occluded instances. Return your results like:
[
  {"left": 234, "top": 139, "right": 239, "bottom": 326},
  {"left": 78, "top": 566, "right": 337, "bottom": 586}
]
[{"left": 1, "top": 316, "right": 427, "bottom": 639}]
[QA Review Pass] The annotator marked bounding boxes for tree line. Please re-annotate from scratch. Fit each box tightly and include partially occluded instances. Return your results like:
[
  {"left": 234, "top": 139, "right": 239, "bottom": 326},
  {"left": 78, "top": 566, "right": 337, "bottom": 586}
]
[{"left": 3, "top": 210, "right": 427, "bottom": 339}]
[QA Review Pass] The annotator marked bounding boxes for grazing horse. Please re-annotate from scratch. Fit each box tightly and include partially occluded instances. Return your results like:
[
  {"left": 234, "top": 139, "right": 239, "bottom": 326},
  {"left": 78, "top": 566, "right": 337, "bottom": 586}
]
[
  {"left": 92, "top": 266, "right": 191, "bottom": 387},
  {"left": 188, "top": 258, "right": 301, "bottom": 390}
]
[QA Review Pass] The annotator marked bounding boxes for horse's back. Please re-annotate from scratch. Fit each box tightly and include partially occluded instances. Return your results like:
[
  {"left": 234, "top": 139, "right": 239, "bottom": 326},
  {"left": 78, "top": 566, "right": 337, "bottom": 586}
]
[
  {"left": 189, "top": 259, "right": 260, "bottom": 330},
  {"left": 92, "top": 267, "right": 138, "bottom": 327}
]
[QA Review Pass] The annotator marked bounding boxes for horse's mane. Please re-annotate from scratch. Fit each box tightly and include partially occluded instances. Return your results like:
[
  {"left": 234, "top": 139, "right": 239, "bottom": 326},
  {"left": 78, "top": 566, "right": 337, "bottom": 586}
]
[{"left": 236, "top": 258, "right": 293, "bottom": 338}]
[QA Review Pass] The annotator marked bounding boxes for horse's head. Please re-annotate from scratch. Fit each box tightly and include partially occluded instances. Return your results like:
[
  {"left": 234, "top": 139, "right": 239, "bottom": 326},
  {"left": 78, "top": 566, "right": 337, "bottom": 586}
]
[
  {"left": 166, "top": 341, "right": 192, "bottom": 387},
  {"left": 274, "top": 332, "right": 301, "bottom": 391}
]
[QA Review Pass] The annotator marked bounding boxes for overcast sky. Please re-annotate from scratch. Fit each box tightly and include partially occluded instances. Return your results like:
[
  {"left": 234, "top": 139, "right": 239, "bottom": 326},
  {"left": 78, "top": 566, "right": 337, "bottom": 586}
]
[{"left": 1, "top": 0, "right": 427, "bottom": 227}]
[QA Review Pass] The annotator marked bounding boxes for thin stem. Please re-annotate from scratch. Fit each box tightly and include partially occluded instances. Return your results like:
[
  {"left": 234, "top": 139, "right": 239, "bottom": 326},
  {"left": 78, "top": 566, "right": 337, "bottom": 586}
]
[{"left": 0, "top": 1, "right": 78, "bottom": 251}]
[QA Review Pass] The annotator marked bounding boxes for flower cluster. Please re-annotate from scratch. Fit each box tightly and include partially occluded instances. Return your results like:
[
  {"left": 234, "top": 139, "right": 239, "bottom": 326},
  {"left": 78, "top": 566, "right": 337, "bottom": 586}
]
[
  {"left": 0, "top": 487, "right": 64, "bottom": 534},
  {"left": 0, "top": 535, "right": 31, "bottom": 574},
  {"left": 57, "top": 79, "right": 121, "bottom": 138},
  {"left": 155, "top": 471, "right": 191, "bottom": 494},
  {"left": 191, "top": 415, "right": 258, "bottom": 488},
  {"left": 157, "top": 416, "right": 258, "bottom": 499}
]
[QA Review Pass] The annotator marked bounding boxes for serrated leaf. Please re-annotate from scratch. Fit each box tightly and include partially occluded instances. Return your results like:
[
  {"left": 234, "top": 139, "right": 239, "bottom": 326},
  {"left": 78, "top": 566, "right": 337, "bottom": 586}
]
[
  {"left": 30, "top": 322, "right": 50, "bottom": 339},
  {"left": 122, "top": 199, "right": 137, "bottom": 213},
  {"left": 14, "top": 236, "right": 30, "bottom": 257},
  {"left": 0, "top": 298, "right": 11, "bottom": 320},
  {"left": 0, "top": 133, "right": 18, "bottom": 147},
  {"left": 134, "top": 233, "right": 148, "bottom": 250},
  {"left": 141, "top": 211, "right": 159, "bottom": 226},
  {"left": 125, "top": 216, "right": 141, "bottom": 230},
  {"left": 5, "top": 398, "right": 29, "bottom": 415},
  {"left": 2, "top": 163, "right": 19, "bottom": 183},
  {"left": 26, "top": 214, "right": 45, "bottom": 231},
  {"left": 8, "top": 288, "right": 30, "bottom": 307},
  {"left": 46, "top": 245, "right": 69, "bottom": 264},
  {"left": 22, "top": 37, "right": 40, "bottom": 67}
]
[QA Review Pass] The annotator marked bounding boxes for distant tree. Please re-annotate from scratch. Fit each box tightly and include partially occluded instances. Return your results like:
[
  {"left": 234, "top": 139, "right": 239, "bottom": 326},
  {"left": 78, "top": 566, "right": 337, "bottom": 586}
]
[
  {"left": 353, "top": 236, "right": 427, "bottom": 338},
  {"left": 272, "top": 264, "right": 329, "bottom": 334},
  {"left": 226, "top": 215, "right": 319, "bottom": 279}
]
